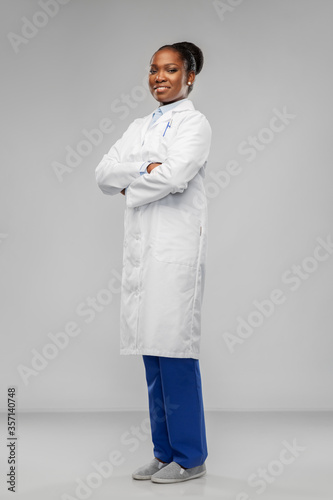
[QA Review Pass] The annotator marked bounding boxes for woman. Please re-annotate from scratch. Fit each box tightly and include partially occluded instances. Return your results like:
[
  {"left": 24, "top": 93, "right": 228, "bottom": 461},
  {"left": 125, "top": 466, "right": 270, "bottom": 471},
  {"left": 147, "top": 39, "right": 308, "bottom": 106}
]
[{"left": 95, "top": 41, "right": 212, "bottom": 484}]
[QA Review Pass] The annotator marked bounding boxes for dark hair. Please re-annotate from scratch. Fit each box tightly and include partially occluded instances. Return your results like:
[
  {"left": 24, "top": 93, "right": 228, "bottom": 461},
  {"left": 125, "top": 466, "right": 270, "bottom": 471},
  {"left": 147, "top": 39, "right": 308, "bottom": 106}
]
[{"left": 153, "top": 41, "right": 204, "bottom": 94}]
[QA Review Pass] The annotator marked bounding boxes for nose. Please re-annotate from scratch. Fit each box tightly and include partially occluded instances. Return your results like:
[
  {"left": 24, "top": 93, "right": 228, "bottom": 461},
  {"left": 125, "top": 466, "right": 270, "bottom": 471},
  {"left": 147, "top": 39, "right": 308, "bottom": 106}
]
[{"left": 155, "top": 72, "right": 166, "bottom": 82}]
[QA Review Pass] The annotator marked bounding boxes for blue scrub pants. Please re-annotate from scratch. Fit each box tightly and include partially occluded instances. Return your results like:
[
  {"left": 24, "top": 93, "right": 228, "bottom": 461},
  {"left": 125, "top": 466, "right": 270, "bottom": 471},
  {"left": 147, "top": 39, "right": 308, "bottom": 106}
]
[{"left": 142, "top": 355, "right": 208, "bottom": 469}]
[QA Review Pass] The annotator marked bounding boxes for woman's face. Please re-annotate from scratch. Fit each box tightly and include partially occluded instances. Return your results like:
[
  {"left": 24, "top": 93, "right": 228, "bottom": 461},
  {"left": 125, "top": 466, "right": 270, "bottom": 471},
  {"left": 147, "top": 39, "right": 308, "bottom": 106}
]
[{"left": 149, "top": 48, "right": 195, "bottom": 105}]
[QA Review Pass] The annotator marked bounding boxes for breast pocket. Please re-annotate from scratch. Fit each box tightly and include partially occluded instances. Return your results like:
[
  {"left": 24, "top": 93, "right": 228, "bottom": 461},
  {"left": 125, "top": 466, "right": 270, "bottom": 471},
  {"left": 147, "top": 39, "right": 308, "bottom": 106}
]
[
  {"left": 143, "top": 121, "right": 174, "bottom": 162},
  {"left": 152, "top": 205, "right": 202, "bottom": 267}
]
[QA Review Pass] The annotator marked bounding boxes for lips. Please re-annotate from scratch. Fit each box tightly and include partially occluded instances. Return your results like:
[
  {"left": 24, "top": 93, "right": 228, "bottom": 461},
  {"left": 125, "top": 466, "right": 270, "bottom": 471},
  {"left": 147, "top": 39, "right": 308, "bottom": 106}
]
[{"left": 154, "top": 86, "right": 170, "bottom": 92}]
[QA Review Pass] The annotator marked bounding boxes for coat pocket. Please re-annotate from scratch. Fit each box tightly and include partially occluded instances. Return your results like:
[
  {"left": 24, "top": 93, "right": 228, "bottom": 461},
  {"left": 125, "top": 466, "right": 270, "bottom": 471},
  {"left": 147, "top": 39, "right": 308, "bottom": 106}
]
[{"left": 152, "top": 204, "right": 201, "bottom": 267}]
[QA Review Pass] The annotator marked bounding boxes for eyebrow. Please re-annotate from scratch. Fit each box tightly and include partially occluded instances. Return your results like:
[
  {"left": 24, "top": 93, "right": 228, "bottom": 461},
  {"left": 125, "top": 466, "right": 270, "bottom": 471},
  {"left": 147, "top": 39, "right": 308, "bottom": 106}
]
[{"left": 150, "top": 63, "right": 179, "bottom": 67}]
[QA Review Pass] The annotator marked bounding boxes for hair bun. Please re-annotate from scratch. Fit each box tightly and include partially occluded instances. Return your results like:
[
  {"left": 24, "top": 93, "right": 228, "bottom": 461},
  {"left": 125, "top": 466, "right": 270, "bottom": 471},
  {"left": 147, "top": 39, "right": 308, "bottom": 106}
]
[{"left": 177, "top": 41, "right": 204, "bottom": 75}]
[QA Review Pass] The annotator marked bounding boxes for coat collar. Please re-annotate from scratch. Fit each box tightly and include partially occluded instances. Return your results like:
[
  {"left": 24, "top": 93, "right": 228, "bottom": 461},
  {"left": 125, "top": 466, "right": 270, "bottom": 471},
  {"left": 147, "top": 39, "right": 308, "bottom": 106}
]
[{"left": 153, "top": 98, "right": 194, "bottom": 119}]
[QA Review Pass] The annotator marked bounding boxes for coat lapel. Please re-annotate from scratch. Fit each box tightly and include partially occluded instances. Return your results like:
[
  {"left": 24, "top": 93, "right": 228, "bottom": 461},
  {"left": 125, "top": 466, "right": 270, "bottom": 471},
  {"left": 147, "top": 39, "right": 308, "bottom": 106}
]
[{"left": 140, "top": 99, "right": 195, "bottom": 145}]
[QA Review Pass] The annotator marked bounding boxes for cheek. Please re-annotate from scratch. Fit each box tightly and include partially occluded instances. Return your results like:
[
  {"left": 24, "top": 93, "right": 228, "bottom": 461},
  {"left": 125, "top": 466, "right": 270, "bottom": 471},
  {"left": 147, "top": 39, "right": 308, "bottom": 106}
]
[{"left": 172, "top": 74, "right": 186, "bottom": 88}]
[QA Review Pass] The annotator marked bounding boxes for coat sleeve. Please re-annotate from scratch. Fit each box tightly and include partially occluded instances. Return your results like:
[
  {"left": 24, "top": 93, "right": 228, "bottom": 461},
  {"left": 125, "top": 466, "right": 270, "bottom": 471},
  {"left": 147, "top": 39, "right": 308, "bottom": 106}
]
[
  {"left": 95, "top": 119, "right": 146, "bottom": 196},
  {"left": 125, "top": 113, "right": 212, "bottom": 208}
]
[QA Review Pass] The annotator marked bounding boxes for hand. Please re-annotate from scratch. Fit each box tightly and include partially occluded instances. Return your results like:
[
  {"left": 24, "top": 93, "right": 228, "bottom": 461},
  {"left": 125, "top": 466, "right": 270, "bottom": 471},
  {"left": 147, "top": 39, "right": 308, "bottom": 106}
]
[
  {"left": 120, "top": 163, "right": 162, "bottom": 195},
  {"left": 147, "top": 162, "right": 162, "bottom": 174}
]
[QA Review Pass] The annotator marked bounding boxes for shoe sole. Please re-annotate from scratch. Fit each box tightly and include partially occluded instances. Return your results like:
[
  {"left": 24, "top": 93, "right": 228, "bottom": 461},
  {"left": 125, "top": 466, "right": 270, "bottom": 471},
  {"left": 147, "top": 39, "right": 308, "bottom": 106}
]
[
  {"left": 151, "top": 469, "right": 206, "bottom": 483},
  {"left": 132, "top": 473, "right": 153, "bottom": 480}
]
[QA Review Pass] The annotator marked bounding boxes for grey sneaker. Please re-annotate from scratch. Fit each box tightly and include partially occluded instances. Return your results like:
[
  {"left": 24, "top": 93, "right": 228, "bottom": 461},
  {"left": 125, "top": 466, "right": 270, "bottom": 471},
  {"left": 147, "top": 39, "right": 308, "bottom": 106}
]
[
  {"left": 151, "top": 461, "right": 206, "bottom": 483},
  {"left": 132, "top": 457, "right": 170, "bottom": 480}
]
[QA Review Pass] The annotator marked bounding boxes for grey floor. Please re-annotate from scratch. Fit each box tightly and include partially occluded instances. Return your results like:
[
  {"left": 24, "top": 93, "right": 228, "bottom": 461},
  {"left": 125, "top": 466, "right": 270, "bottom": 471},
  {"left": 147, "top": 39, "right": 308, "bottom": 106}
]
[{"left": 0, "top": 411, "right": 331, "bottom": 499}]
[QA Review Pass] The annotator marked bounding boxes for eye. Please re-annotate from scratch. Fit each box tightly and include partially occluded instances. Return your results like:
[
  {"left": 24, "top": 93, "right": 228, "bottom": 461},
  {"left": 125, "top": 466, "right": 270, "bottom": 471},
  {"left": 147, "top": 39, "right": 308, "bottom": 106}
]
[{"left": 149, "top": 69, "right": 177, "bottom": 74}]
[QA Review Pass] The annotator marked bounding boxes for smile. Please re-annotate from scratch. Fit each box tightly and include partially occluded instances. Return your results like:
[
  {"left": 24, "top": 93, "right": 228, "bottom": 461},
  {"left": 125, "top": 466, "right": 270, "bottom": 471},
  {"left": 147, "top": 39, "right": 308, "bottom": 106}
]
[{"left": 154, "top": 86, "right": 170, "bottom": 92}]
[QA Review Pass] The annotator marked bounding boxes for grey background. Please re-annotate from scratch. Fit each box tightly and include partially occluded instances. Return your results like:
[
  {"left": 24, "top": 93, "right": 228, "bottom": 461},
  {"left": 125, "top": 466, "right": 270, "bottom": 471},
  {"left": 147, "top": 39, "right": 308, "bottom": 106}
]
[{"left": 0, "top": 0, "right": 332, "bottom": 411}]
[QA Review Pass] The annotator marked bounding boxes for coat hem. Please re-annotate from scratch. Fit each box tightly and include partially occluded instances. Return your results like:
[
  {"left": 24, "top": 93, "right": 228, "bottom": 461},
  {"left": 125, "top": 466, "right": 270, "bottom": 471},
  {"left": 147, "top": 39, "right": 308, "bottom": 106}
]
[{"left": 120, "top": 348, "right": 199, "bottom": 359}]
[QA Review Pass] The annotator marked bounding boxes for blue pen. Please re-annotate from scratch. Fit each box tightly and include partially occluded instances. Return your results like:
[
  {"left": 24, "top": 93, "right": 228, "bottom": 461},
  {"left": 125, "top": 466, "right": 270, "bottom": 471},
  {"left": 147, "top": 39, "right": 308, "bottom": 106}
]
[{"left": 163, "top": 119, "right": 172, "bottom": 137}]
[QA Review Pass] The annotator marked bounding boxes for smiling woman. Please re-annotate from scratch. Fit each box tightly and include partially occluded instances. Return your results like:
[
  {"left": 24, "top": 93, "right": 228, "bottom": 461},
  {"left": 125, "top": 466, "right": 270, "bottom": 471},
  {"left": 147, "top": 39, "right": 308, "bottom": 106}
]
[
  {"left": 95, "top": 41, "right": 212, "bottom": 484},
  {"left": 149, "top": 42, "right": 203, "bottom": 102}
]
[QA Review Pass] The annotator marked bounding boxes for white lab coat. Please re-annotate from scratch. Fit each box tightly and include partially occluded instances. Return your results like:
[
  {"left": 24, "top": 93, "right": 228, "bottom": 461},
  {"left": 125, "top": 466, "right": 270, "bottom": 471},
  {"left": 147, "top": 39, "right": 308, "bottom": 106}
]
[{"left": 95, "top": 98, "right": 212, "bottom": 359}]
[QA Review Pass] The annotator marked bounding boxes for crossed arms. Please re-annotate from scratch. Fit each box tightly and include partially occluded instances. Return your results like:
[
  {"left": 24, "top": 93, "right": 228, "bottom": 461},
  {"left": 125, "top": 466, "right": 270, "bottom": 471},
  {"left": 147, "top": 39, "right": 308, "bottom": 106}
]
[{"left": 95, "top": 113, "right": 212, "bottom": 209}]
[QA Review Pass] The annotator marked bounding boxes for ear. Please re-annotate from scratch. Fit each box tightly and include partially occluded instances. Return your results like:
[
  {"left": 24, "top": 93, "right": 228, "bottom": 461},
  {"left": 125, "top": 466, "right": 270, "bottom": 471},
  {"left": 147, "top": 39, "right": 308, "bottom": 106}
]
[{"left": 187, "top": 70, "right": 196, "bottom": 85}]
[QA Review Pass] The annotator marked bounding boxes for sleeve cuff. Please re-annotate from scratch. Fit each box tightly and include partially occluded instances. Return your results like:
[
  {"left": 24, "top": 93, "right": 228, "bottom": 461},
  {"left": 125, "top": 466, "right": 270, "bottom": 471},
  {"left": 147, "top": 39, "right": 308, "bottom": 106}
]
[{"left": 139, "top": 161, "right": 151, "bottom": 175}]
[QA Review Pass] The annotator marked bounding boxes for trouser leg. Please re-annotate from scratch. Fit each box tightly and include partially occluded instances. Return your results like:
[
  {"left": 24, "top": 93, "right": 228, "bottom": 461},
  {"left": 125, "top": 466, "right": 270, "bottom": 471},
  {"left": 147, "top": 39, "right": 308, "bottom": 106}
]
[
  {"left": 159, "top": 356, "right": 208, "bottom": 469},
  {"left": 142, "top": 355, "right": 173, "bottom": 463}
]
